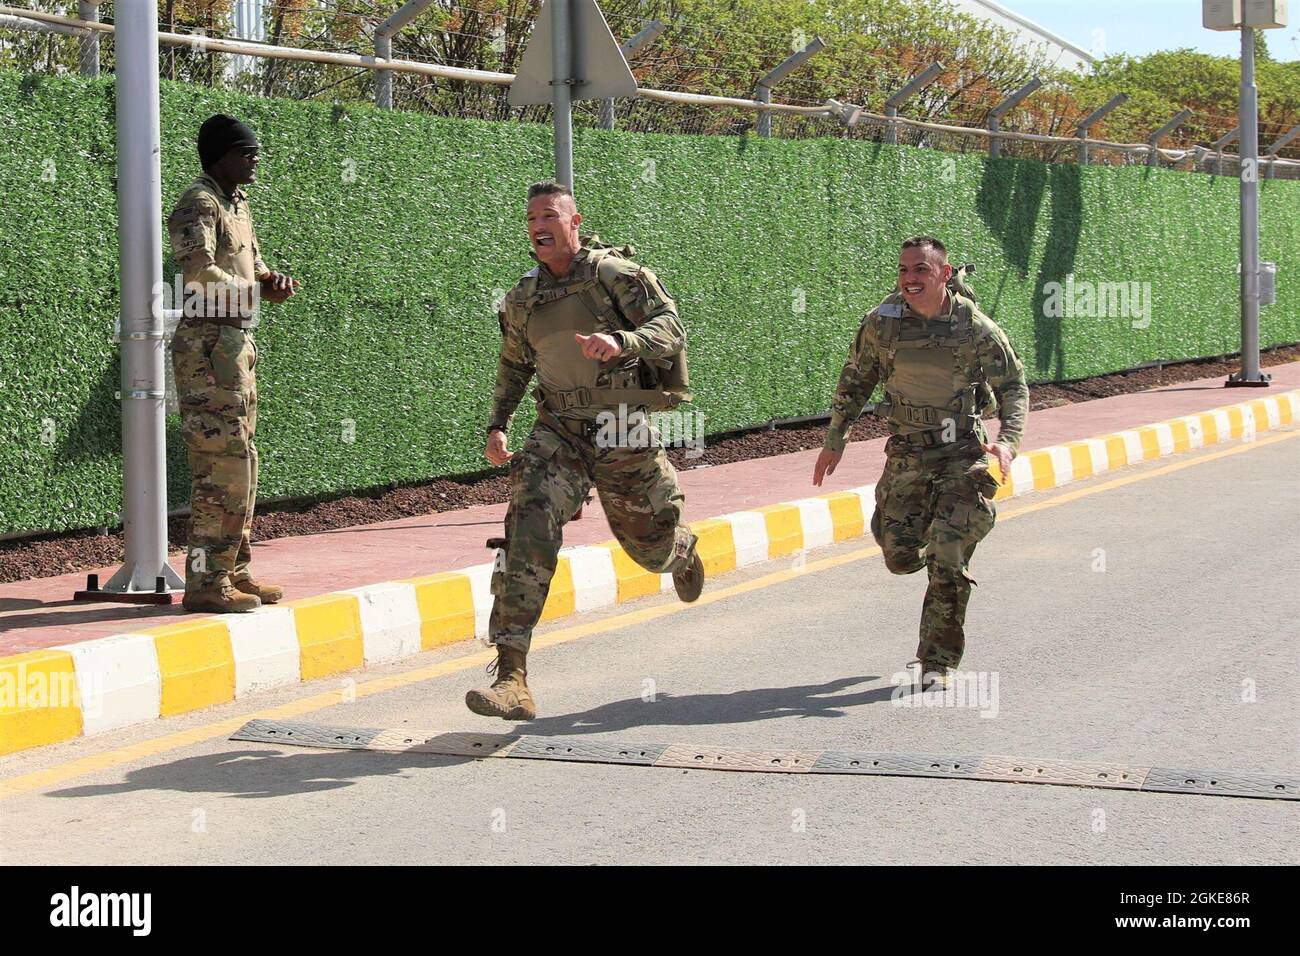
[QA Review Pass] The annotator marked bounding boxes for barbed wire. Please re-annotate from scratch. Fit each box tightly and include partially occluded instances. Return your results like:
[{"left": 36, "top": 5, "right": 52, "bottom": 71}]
[{"left": 2, "top": 3, "right": 1297, "bottom": 168}]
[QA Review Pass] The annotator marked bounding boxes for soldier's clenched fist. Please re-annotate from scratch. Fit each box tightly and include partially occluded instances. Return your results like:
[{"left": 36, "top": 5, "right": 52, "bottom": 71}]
[
  {"left": 575, "top": 332, "right": 623, "bottom": 362},
  {"left": 485, "top": 428, "right": 513, "bottom": 467}
]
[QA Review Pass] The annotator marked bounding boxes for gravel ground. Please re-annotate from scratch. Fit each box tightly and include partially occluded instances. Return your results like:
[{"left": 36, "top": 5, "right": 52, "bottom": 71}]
[{"left": 2, "top": 344, "right": 1297, "bottom": 584}]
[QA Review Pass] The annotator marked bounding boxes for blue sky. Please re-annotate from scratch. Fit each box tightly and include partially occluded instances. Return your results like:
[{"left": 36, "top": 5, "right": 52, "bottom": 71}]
[{"left": 1006, "top": 0, "right": 1300, "bottom": 62}]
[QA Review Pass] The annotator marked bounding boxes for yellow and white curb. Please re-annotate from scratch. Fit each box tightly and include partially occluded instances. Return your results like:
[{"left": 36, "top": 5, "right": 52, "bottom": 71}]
[{"left": 2, "top": 389, "right": 1296, "bottom": 757}]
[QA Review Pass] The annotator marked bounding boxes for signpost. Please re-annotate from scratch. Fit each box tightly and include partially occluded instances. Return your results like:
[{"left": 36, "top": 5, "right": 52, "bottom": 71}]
[{"left": 508, "top": 0, "right": 638, "bottom": 191}]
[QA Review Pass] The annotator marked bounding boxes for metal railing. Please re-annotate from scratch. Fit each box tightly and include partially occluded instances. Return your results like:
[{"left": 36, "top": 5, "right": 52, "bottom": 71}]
[{"left": 1, "top": 3, "right": 1297, "bottom": 173}]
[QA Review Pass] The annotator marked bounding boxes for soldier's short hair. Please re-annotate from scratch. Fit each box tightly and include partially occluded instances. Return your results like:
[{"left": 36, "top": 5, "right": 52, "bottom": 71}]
[
  {"left": 901, "top": 235, "right": 948, "bottom": 260},
  {"left": 527, "top": 180, "right": 575, "bottom": 202}
]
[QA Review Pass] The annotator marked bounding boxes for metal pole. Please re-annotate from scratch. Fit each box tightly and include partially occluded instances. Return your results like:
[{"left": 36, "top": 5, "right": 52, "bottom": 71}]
[
  {"left": 1075, "top": 93, "right": 1129, "bottom": 165},
  {"left": 551, "top": 0, "right": 574, "bottom": 190},
  {"left": 988, "top": 77, "right": 1042, "bottom": 158},
  {"left": 754, "top": 36, "right": 826, "bottom": 138},
  {"left": 374, "top": 0, "right": 437, "bottom": 109},
  {"left": 101, "top": 0, "right": 183, "bottom": 595},
  {"left": 755, "top": 85, "right": 773, "bottom": 137},
  {"left": 77, "top": 0, "right": 99, "bottom": 76},
  {"left": 1210, "top": 126, "right": 1238, "bottom": 176},
  {"left": 883, "top": 61, "right": 944, "bottom": 146},
  {"left": 1146, "top": 108, "right": 1191, "bottom": 167},
  {"left": 1264, "top": 123, "right": 1300, "bottom": 179},
  {"left": 601, "top": 19, "right": 665, "bottom": 131},
  {"left": 375, "top": 34, "right": 393, "bottom": 108},
  {"left": 1228, "top": 26, "right": 1268, "bottom": 387}
]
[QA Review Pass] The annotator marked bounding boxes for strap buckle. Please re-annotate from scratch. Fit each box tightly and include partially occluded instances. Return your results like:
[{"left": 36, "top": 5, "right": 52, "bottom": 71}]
[
  {"left": 555, "top": 387, "right": 591, "bottom": 411},
  {"left": 901, "top": 404, "right": 940, "bottom": 426}
]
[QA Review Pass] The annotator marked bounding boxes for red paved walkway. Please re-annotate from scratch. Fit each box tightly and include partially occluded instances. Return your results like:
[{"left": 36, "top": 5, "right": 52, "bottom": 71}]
[{"left": 2, "top": 362, "right": 1296, "bottom": 654}]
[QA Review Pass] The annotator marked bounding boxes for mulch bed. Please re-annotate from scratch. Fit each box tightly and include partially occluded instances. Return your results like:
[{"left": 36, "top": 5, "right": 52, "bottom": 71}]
[{"left": 4, "top": 344, "right": 1296, "bottom": 585}]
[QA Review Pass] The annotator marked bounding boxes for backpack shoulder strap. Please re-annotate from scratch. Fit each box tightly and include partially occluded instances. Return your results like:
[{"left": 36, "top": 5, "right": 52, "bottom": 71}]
[{"left": 872, "top": 294, "right": 907, "bottom": 376}]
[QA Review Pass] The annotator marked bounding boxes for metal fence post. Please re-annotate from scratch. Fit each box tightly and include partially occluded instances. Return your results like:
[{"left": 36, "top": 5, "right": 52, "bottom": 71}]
[
  {"left": 883, "top": 61, "right": 943, "bottom": 146},
  {"left": 988, "top": 77, "right": 1042, "bottom": 158},
  {"left": 375, "top": 0, "right": 437, "bottom": 109},
  {"left": 1075, "top": 93, "right": 1128, "bottom": 165},
  {"left": 600, "top": 19, "right": 665, "bottom": 130},
  {"left": 1146, "top": 108, "right": 1192, "bottom": 167},
  {"left": 77, "top": 0, "right": 99, "bottom": 76},
  {"left": 1264, "top": 123, "right": 1300, "bottom": 179},
  {"left": 754, "top": 36, "right": 825, "bottom": 137}
]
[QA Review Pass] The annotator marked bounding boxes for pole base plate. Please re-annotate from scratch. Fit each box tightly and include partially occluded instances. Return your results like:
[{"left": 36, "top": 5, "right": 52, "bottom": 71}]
[
  {"left": 1225, "top": 371, "right": 1272, "bottom": 387},
  {"left": 73, "top": 588, "right": 181, "bottom": 605}
]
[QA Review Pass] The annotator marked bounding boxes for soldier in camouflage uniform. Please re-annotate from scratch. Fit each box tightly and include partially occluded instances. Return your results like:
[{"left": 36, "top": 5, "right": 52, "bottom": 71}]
[
  {"left": 813, "top": 236, "right": 1028, "bottom": 688},
  {"left": 467, "top": 180, "right": 704, "bottom": 721},
  {"left": 168, "top": 115, "right": 296, "bottom": 614}
]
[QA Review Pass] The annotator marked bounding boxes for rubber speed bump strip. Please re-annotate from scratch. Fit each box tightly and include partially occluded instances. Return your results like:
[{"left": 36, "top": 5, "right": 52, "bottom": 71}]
[{"left": 229, "top": 719, "right": 1300, "bottom": 801}]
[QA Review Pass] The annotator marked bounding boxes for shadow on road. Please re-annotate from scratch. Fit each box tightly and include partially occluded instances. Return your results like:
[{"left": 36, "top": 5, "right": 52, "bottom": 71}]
[
  {"left": 44, "top": 676, "right": 917, "bottom": 800},
  {"left": 47, "top": 747, "right": 473, "bottom": 800},
  {"left": 525, "top": 675, "right": 899, "bottom": 737}
]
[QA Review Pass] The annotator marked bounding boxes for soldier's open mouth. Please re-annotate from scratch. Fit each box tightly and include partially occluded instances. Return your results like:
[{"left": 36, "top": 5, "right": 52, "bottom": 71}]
[
  {"left": 904, "top": 284, "right": 924, "bottom": 294},
  {"left": 533, "top": 235, "right": 555, "bottom": 247}
]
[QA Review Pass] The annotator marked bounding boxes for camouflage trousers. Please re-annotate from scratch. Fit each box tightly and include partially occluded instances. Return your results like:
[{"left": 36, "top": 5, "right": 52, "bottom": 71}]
[
  {"left": 870, "top": 433, "right": 999, "bottom": 669},
  {"left": 171, "top": 319, "right": 259, "bottom": 591},
  {"left": 490, "top": 414, "right": 698, "bottom": 653}
]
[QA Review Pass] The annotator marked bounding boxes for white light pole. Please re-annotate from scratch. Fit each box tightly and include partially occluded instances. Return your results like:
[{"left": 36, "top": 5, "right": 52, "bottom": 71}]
[
  {"left": 80, "top": 0, "right": 184, "bottom": 602},
  {"left": 1204, "top": 0, "right": 1288, "bottom": 387}
]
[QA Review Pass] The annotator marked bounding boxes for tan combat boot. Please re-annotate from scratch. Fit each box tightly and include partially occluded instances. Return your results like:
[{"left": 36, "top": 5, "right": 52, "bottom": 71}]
[
  {"left": 914, "top": 659, "right": 952, "bottom": 692},
  {"left": 465, "top": 645, "right": 536, "bottom": 720},
  {"left": 673, "top": 550, "right": 705, "bottom": 603},
  {"left": 231, "top": 576, "right": 283, "bottom": 604},
  {"left": 182, "top": 576, "right": 261, "bottom": 614}
]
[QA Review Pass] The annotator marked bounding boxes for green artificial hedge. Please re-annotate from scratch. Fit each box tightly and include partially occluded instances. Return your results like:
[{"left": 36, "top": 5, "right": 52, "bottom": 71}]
[{"left": 1, "top": 71, "right": 1297, "bottom": 535}]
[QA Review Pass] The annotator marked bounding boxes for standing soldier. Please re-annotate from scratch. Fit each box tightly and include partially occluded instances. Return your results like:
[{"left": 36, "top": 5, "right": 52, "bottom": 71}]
[
  {"left": 168, "top": 114, "right": 296, "bottom": 613},
  {"left": 813, "top": 236, "right": 1028, "bottom": 688},
  {"left": 467, "top": 180, "right": 704, "bottom": 721}
]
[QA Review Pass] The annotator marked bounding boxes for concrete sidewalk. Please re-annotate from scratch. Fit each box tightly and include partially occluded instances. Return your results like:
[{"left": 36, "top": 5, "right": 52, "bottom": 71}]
[{"left": 2, "top": 361, "right": 1298, "bottom": 656}]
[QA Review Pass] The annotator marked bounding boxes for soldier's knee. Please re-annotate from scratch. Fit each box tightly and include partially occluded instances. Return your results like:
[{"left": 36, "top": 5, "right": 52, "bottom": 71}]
[
  {"left": 883, "top": 548, "right": 926, "bottom": 575},
  {"left": 618, "top": 532, "right": 676, "bottom": 573}
]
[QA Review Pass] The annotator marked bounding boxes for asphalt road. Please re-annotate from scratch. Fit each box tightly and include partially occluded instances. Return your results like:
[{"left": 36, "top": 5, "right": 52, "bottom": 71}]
[{"left": 2, "top": 428, "right": 1297, "bottom": 865}]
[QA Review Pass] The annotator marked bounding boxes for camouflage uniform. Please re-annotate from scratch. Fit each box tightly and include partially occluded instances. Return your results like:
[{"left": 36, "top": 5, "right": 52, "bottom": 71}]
[
  {"left": 167, "top": 173, "right": 270, "bottom": 592},
  {"left": 489, "top": 237, "right": 697, "bottom": 653},
  {"left": 825, "top": 290, "right": 1028, "bottom": 670}
]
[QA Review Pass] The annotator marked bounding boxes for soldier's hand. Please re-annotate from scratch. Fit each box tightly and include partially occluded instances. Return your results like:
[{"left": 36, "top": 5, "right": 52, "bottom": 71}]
[
  {"left": 574, "top": 332, "right": 623, "bottom": 362},
  {"left": 813, "top": 447, "right": 842, "bottom": 487},
  {"left": 485, "top": 429, "right": 513, "bottom": 467},
  {"left": 982, "top": 441, "right": 1013, "bottom": 484},
  {"left": 260, "top": 272, "right": 297, "bottom": 303}
]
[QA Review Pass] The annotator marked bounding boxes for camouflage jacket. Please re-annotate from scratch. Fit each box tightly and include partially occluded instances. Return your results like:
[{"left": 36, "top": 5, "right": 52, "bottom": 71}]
[
  {"left": 824, "top": 291, "right": 1029, "bottom": 455},
  {"left": 489, "top": 237, "right": 684, "bottom": 430},
  {"left": 167, "top": 173, "right": 270, "bottom": 313}
]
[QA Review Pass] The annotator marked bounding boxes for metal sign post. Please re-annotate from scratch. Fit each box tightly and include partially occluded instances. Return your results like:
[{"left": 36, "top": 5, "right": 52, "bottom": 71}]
[
  {"left": 76, "top": 1, "right": 183, "bottom": 603},
  {"left": 508, "top": 0, "right": 637, "bottom": 192},
  {"left": 551, "top": 0, "right": 574, "bottom": 188}
]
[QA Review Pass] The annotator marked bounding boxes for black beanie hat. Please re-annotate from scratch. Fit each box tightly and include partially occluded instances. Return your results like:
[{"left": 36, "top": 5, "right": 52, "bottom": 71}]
[{"left": 197, "top": 114, "right": 259, "bottom": 169}]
